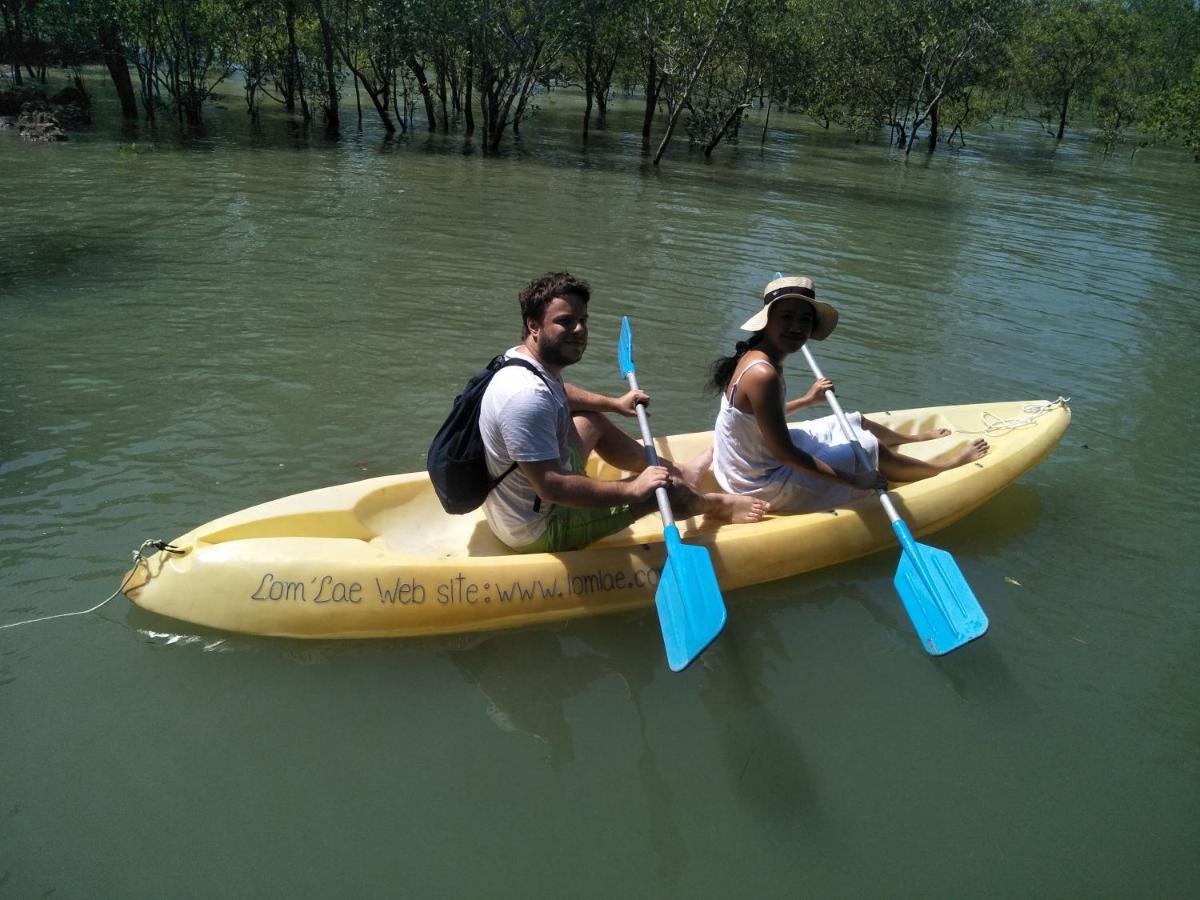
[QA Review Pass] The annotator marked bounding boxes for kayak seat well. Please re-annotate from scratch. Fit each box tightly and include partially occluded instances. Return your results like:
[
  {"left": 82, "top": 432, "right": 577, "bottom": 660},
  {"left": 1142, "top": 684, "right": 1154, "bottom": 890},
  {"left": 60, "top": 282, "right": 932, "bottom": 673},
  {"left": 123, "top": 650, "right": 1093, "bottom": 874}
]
[
  {"left": 198, "top": 509, "right": 376, "bottom": 544},
  {"left": 356, "top": 480, "right": 515, "bottom": 557},
  {"left": 198, "top": 478, "right": 430, "bottom": 545}
]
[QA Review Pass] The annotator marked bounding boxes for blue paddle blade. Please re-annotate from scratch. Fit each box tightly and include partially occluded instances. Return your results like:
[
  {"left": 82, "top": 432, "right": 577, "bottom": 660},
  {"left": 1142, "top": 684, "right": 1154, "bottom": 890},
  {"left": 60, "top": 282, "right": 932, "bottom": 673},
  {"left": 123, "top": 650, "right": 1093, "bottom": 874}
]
[
  {"left": 618, "top": 316, "right": 635, "bottom": 378},
  {"left": 894, "top": 539, "right": 989, "bottom": 655},
  {"left": 656, "top": 526, "right": 727, "bottom": 671}
]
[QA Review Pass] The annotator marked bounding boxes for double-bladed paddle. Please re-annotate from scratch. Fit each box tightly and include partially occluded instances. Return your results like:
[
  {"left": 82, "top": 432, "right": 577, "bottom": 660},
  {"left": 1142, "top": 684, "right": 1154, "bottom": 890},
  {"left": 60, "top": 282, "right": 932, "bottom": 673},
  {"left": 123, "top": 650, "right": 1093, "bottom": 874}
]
[
  {"left": 798, "top": 343, "right": 988, "bottom": 655},
  {"left": 618, "top": 316, "right": 727, "bottom": 671}
]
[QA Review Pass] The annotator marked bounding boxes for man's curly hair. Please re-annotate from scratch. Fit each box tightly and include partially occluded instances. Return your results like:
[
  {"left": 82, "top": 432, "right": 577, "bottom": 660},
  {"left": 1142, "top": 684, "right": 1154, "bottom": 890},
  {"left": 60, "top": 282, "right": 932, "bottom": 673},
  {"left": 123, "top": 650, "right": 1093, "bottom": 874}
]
[{"left": 519, "top": 272, "right": 591, "bottom": 337}]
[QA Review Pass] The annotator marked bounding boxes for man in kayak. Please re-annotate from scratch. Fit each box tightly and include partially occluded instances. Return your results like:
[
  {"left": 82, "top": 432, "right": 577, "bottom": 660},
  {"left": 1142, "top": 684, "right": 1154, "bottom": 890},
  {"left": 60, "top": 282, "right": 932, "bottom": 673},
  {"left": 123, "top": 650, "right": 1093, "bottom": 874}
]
[{"left": 480, "top": 272, "right": 769, "bottom": 552}]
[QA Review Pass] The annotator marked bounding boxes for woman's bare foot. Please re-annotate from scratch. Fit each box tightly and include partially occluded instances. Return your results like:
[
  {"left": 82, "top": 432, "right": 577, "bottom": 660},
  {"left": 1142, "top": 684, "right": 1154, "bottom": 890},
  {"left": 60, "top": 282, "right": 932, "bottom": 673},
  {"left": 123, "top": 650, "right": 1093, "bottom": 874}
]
[
  {"left": 703, "top": 492, "right": 770, "bottom": 524},
  {"left": 866, "top": 416, "right": 954, "bottom": 447},
  {"left": 945, "top": 438, "right": 989, "bottom": 467},
  {"left": 676, "top": 447, "right": 713, "bottom": 488},
  {"left": 913, "top": 427, "right": 953, "bottom": 442}
]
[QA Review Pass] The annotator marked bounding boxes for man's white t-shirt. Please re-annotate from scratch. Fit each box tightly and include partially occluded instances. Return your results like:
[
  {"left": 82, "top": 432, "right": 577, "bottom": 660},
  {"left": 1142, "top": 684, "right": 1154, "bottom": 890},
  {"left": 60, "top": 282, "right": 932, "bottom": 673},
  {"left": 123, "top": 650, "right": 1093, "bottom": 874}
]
[{"left": 479, "top": 348, "right": 570, "bottom": 547}]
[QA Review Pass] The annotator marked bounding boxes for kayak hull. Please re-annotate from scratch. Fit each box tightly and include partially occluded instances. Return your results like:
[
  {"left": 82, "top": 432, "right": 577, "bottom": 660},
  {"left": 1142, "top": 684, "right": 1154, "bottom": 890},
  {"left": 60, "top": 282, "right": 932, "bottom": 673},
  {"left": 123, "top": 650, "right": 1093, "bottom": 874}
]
[{"left": 124, "top": 400, "right": 1070, "bottom": 638}]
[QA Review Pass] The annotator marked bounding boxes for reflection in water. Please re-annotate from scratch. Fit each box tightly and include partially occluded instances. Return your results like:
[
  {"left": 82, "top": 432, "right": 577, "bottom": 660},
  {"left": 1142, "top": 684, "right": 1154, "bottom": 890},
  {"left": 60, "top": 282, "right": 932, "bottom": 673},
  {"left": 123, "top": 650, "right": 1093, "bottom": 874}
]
[
  {"left": 446, "top": 618, "right": 694, "bottom": 884},
  {"left": 445, "top": 605, "right": 829, "bottom": 886},
  {"left": 699, "top": 632, "right": 818, "bottom": 831}
]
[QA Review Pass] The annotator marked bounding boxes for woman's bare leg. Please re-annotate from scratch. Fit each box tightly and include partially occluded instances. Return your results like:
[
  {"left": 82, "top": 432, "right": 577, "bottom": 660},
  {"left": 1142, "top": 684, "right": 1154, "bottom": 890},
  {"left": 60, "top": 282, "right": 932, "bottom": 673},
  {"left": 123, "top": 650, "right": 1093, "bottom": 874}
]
[
  {"left": 876, "top": 439, "right": 989, "bottom": 483},
  {"left": 862, "top": 416, "right": 953, "bottom": 447}
]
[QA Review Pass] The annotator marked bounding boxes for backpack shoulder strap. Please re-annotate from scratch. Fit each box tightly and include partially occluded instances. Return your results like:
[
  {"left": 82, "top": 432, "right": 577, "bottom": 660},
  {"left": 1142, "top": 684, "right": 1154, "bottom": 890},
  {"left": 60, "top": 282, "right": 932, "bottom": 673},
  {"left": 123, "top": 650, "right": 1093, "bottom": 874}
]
[
  {"left": 498, "top": 355, "right": 553, "bottom": 388},
  {"left": 490, "top": 356, "right": 555, "bottom": 508}
]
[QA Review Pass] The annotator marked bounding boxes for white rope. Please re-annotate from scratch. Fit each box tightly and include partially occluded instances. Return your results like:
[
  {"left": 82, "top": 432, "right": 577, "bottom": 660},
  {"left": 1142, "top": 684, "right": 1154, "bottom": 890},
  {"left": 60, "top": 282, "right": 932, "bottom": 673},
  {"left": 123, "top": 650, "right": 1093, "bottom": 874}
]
[
  {"left": 957, "top": 396, "right": 1071, "bottom": 436},
  {"left": 0, "top": 539, "right": 181, "bottom": 632}
]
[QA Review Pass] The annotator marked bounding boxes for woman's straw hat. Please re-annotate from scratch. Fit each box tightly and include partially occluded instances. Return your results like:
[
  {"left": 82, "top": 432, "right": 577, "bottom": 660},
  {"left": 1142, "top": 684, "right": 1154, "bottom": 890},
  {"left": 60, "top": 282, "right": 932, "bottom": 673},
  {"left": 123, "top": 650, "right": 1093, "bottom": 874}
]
[{"left": 741, "top": 275, "right": 839, "bottom": 340}]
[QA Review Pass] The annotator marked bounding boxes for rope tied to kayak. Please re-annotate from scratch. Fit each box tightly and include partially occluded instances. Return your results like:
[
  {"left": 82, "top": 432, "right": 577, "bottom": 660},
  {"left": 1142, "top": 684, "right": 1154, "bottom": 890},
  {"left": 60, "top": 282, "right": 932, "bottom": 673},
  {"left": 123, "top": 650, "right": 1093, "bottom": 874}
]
[
  {"left": 958, "top": 397, "right": 1071, "bottom": 437},
  {"left": 0, "top": 539, "right": 184, "bottom": 632}
]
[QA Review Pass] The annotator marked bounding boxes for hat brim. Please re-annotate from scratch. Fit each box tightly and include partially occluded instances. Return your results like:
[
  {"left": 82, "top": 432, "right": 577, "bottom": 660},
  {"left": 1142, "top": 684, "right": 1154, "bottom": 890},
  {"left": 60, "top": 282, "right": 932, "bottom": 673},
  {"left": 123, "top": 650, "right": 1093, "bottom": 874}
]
[{"left": 740, "top": 296, "right": 839, "bottom": 340}]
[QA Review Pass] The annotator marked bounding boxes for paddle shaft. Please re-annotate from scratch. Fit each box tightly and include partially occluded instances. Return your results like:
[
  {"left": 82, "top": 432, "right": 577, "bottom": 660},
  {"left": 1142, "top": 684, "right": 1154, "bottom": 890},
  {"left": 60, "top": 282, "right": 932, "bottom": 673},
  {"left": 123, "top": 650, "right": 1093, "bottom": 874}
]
[
  {"left": 799, "top": 345, "right": 903, "bottom": 527},
  {"left": 796, "top": 318, "right": 986, "bottom": 655},
  {"left": 624, "top": 371, "right": 675, "bottom": 526}
]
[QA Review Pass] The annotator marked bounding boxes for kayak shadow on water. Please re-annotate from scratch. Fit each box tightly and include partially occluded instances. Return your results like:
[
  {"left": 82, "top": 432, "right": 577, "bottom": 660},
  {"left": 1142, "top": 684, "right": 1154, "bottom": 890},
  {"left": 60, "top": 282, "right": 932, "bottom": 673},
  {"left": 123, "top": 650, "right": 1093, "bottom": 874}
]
[
  {"left": 443, "top": 613, "right": 685, "bottom": 767},
  {"left": 444, "top": 617, "right": 695, "bottom": 886},
  {"left": 695, "top": 630, "right": 822, "bottom": 831},
  {"left": 445, "top": 608, "right": 819, "bottom": 880},
  {"left": 923, "top": 481, "right": 1046, "bottom": 557}
]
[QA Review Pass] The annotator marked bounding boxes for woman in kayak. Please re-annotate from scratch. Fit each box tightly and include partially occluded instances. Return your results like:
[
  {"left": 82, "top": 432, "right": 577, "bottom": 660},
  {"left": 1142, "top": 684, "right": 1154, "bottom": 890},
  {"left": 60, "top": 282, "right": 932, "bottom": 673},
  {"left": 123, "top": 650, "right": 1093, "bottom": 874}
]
[{"left": 709, "top": 275, "right": 989, "bottom": 513}]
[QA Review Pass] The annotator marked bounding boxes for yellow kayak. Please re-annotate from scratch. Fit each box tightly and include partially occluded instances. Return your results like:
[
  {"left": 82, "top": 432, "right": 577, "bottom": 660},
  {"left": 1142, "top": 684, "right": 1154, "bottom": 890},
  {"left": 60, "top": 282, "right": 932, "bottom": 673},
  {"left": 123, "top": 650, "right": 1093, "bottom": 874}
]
[{"left": 124, "top": 399, "right": 1070, "bottom": 638}]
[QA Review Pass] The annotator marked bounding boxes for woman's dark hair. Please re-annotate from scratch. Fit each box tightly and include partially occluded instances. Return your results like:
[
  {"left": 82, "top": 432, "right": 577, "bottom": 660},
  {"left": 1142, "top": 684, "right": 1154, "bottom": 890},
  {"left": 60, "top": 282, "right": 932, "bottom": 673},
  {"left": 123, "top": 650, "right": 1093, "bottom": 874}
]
[
  {"left": 519, "top": 272, "right": 591, "bottom": 337},
  {"left": 709, "top": 332, "right": 765, "bottom": 393}
]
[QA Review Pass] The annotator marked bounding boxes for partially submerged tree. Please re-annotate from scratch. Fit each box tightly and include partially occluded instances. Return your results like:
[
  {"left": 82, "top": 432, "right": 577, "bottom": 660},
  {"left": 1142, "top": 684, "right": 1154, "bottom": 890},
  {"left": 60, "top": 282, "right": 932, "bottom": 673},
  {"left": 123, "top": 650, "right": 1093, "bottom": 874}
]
[
  {"left": 651, "top": 0, "right": 734, "bottom": 165},
  {"left": 1013, "top": 0, "right": 1133, "bottom": 140}
]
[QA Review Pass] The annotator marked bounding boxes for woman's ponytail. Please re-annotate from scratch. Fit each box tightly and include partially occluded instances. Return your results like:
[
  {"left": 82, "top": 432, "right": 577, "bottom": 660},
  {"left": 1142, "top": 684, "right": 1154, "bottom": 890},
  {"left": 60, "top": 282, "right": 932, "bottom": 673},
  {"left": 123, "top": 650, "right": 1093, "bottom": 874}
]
[{"left": 709, "top": 333, "right": 763, "bottom": 393}]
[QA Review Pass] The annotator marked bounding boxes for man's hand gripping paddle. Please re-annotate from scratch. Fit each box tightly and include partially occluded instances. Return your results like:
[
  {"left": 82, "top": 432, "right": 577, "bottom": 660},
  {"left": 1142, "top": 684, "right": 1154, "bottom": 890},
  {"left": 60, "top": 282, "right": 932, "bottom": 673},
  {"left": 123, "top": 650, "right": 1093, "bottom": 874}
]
[
  {"left": 797, "top": 342, "right": 988, "bottom": 655},
  {"left": 618, "top": 316, "right": 727, "bottom": 671}
]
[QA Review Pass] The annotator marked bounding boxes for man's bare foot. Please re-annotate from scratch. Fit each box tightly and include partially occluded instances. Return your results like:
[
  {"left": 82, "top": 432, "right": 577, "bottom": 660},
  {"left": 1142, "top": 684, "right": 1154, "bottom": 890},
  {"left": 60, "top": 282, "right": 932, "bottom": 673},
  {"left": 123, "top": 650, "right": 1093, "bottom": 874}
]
[
  {"left": 945, "top": 438, "right": 989, "bottom": 467},
  {"left": 677, "top": 447, "right": 713, "bottom": 488},
  {"left": 703, "top": 492, "right": 770, "bottom": 524}
]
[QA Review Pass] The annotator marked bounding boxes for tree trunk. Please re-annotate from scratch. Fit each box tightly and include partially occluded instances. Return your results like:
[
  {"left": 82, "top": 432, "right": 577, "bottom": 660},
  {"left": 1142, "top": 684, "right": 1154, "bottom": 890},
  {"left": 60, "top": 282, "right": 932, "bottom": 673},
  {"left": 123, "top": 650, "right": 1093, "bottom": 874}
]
[
  {"left": 1057, "top": 88, "right": 1070, "bottom": 140},
  {"left": 353, "top": 64, "right": 361, "bottom": 125},
  {"left": 284, "top": 0, "right": 299, "bottom": 114},
  {"left": 641, "top": 51, "right": 657, "bottom": 142},
  {"left": 436, "top": 63, "right": 449, "bottom": 130},
  {"left": 406, "top": 55, "right": 437, "bottom": 133},
  {"left": 582, "top": 45, "right": 594, "bottom": 142},
  {"left": 760, "top": 83, "right": 772, "bottom": 149},
  {"left": 311, "top": 0, "right": 340, "bottom": 137},
  {"left": 11, "top": 1, "right": 23, "bottom": 86},
  {"left": 927, "top": 96, "right": 940, "bottom": 151},
  {"left": 595, "top": 55, "right": 616, "bottom": 126},
  {"left": 704, "top": 102, "right": 748, "bottom": 156},
  {"left": 99, "top": 22, "right": 138, "bottom": 120},
  {"left": 653, "top": 0, "right": 732, "bottom": 166},
  {"left": 463, "top": 59, "right": 474, "bottom": 134}
]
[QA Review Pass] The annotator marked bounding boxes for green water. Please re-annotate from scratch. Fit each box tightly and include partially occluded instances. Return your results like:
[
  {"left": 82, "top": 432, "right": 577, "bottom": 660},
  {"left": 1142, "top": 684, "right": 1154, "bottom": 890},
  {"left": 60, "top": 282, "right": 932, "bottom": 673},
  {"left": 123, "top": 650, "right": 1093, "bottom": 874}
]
[{"left": 2, "top": 80, "right": 1198, "bottom": 897}]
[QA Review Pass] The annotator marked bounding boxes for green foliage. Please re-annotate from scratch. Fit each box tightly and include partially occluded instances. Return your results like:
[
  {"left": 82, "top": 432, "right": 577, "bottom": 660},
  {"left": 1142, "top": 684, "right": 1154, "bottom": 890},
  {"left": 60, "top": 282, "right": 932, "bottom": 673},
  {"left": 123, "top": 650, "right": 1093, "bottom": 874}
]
[
  {"left": 4, "top": 0, "right": 1198, "bottom": 162},
  {"left": 1141, "top": 56, "right": 1200, "bottom": 159},
  {"left": 1012, "top": 0, "right": 1138, "bottom": 138}
]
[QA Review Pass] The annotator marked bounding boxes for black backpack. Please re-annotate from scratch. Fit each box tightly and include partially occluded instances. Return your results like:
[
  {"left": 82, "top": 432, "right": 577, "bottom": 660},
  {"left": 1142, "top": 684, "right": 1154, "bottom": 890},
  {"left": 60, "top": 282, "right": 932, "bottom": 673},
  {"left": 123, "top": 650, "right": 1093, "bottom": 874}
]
[{"left": 427, "top": 354, "right": 552, "bottom": 515}]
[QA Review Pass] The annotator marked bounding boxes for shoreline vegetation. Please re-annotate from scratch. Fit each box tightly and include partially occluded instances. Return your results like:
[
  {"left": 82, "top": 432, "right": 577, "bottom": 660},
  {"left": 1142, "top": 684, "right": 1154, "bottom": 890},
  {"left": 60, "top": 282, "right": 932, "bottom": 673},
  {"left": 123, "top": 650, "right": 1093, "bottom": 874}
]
[{"left": 1, "top": 0, "right": 1197, "bottom": 162}]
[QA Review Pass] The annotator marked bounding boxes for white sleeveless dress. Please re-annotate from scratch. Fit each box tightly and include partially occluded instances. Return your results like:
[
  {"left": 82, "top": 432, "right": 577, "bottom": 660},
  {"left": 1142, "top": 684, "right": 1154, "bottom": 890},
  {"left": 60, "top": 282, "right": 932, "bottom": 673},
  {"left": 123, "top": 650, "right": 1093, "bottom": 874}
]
[{"left": 712, "top": 360, "right": 881, "bottom": 513}]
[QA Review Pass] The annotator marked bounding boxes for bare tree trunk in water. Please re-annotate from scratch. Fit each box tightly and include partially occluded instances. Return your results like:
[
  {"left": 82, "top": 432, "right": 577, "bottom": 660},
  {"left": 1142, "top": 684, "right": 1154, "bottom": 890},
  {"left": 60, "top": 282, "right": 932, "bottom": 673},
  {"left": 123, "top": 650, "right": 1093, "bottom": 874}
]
[
  {"left": 653, "top": 0, "right": 732, "bottom": 166},
  {"left": 595, "top": 55, "right": 616, "bottom": 126},
  {"left": 11, "top": 1, "right": 24, "bottom": 86},
  {"left": 99, "top": 21, "right": 138, "bottom": 119},
  {"left": 704, "top": 102, "right": 747, "bottom": 156},
  {"left": 463, "top": 59, "right": 474, "bottom": 134},
  {"left": 1057, "top": 89, "right": 1070, "bottom": 140},
  {"left": 311, "top": 0, "right": 340, "bottom": 137},
  {"left": 582, "top": 44, "right": 594, "bottom": 142},
  {"left": 406, "top": 55, "right": 437, "bottom": 132},
  {"left": 641, "top": 51, "right": 657, "bottom": 143},
  {"left": 927, "top": 96, "right": 939, "bottom": 151},
  {"left": 284, "top": 0, "right": 299, "bottom": 114}
]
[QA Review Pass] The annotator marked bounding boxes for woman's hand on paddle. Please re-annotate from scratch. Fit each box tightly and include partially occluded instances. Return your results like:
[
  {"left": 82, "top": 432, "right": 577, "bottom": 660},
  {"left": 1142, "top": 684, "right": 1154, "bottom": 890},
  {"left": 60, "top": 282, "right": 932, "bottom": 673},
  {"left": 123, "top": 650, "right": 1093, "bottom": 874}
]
[
  {"left": 785, "top": 378, "right": 834, "bottom": 415},
  {"left": 845, "top": 468, "right": 887, "bottom": 492},
  {"left": 802, "top": 378, "right": 834, "bottom": 406},
  {"left": 613, "top": 389, "right": 650, "bottom": 417},
  {"left": 629, "top": 465, "right": 669, "bottom": 499}
]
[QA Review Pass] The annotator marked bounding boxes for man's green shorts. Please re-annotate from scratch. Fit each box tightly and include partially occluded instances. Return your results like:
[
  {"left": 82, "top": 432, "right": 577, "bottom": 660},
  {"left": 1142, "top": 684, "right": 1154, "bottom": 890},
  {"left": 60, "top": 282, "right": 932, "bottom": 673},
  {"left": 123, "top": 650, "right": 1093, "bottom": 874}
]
[{"left": 516, "top": 447, "right": 636, "bottom": 553}]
